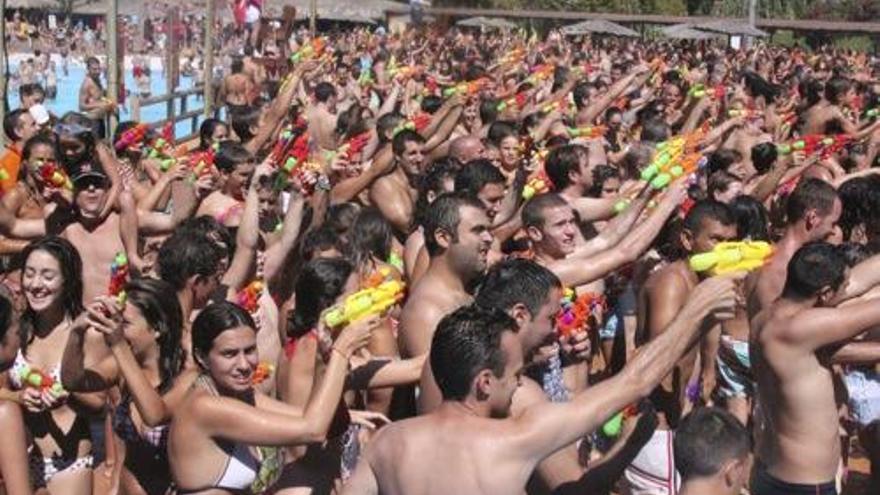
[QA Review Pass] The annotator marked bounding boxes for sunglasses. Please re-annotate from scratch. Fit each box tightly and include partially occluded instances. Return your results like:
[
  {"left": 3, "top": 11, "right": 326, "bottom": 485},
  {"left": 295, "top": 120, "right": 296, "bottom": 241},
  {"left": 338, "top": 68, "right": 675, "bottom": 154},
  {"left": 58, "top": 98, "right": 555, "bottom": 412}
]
[{"left": 74, "top": 175, "right": 108, "bottom": 190}]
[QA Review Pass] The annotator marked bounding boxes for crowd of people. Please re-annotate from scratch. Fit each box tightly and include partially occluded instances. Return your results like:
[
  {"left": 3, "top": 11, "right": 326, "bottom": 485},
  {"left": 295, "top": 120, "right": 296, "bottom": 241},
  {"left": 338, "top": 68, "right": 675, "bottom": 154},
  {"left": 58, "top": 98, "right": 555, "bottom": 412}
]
[{"left": 0, "top": 19, "right": 878, "bottom": 495}]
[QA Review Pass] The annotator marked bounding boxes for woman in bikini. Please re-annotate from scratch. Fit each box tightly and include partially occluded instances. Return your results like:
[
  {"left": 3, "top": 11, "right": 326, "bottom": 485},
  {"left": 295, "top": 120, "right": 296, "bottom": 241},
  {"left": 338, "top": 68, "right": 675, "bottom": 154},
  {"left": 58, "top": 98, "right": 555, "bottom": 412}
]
[
  {"left": 0, "top": 291, "right": 32, "bottom": 495},
  {"left": 60, "top": 278, "right": 193, "bottom": 495},
  {"left": 168, "top": 301, "right": 378, "bottom": 494},
  {"left": 11, "top": 237, "right": 97, "bottom": 494}
]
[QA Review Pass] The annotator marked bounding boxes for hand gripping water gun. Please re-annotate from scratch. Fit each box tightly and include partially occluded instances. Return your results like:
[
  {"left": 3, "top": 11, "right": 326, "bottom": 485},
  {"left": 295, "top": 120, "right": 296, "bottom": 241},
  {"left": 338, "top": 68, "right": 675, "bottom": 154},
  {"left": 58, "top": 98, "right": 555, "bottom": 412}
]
[
  {"left": 442, "top": 78, "right": 489, "bottom": 98},
  {"left": 275, "top": 133, "right": 326, "bottom": 194},
  {"left": 329, "top": 132, "right": 371, "bottom": 162},
  {"left": 639, "top": 130, "right": 706, "bottom": 189},
  {"left": 18, "top": 364, "right": 64, "bottom": 396},
  {"left": 290, "top": 38, "right": 326, "bottom": 63},
  {"left": 522, "top": 168, "right": 552, "bottom": 200},
  {"left": 602, "top": 403, "right": 639, "bottom": 438},
  {"left": 108, "top": 252, "right": 129, "bottom": 305},
  {"left": 566, "top": 125, "right": 606, "bottom": 139},
  {"left": 252, "top": 362, "right": 275, "bottom": 386},
  {"left": 392, "top": 113, "right": 432, "bottom": 136},
  {"left": 187, "top": 147, "right": 217, "bottom": 180},
  {"left": 114, "top": 123, "right": 149, "bottom": 151},
  {"left": 556, "top": 288, "right": 607, "bottom": 338},
  {"left": 497, "top": 92, "right": 528, "bottom": 112},
  {"left": 688, "top": 241, "right": 773, "bottom": 276},
  {"left": 323, "top": 279, "right": 406, "bottom": 328},
  {"left": 236, "top": 280, "right": 264, "bottom": 314},
  {"left": 37, "top": 161, "right": 74, "bottom": 190},
  {"left": 688, "top": 83, "right": 726, "bottom": 100}
]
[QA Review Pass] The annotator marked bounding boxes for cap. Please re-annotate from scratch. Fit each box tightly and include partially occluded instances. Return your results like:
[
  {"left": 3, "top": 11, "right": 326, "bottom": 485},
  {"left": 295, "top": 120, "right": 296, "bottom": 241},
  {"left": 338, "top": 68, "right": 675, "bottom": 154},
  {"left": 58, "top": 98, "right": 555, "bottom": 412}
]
[{"left": 70, "top": 161, "right": 108, "bottom": 185}]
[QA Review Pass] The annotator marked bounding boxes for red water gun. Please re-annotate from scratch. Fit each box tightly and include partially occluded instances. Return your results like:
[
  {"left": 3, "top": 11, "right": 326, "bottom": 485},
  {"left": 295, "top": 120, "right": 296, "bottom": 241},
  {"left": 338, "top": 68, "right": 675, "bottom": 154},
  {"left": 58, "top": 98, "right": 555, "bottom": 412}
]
[
  {"left": 275, "top": 133, "right": 325, "bottom": 194},
  {"left": 497, "top": 92, "right": 528, "bottom": 112},
  {"left": 392, "top": 113, "right": 432, "bottom": 136},
  {"left": 442, "top": 78, "right": 489, "bottom": 98},
  {"left": 38, "top": 161, "right": 73, "bottom": 190},
  {"left": 556, "top": 288, "right": 607, "bottom": 338},
  {"left": 108, "top": 252, "right": 129, "bottom": 305},
  {"left": 236, "top": 280, "right": 264, "bottom": 314},
  {"left": 114, "top": 123, "right": 150, "bottom": 152},
  {"left": 776, "top": 134, "right": 850, "bottom": 157},
  {"left": 340, "top": 132, "right": 371, "bottom": 161},
  {"left": 566, "top": 125, "right": 606, "bottom": 139},
  {"left": 188, "top": 147, "right": 217, "bottom": 179},
  {"left": 252, "top": 362, "right": 275, "bottom": 386}
]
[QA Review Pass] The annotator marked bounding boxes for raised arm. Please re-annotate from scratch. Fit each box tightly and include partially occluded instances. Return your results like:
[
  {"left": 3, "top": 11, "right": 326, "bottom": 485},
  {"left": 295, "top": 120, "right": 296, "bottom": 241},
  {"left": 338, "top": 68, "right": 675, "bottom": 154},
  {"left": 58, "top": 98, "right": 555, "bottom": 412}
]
[
  {"left": 785, "top": 298, "right": 880, "bottom": 351},
  {"left": 512, "top": 275, "right": 736, "bottom": 461}
]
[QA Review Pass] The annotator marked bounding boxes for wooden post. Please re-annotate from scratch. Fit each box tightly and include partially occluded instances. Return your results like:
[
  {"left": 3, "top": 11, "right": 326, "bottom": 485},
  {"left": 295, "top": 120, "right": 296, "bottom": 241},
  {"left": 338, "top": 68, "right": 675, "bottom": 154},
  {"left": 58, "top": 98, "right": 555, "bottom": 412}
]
[
  {"left": 107, "top": 0, "right": 119, "bottom": 135},
  {"left": 0, "top": 0, "right": 6, "bottom": 147},
  {"left": 310, "top": 0, "right": 317, "bottom": 35},
  {"left": 204, "top": 0, "right": 215, "bottom": 118}
]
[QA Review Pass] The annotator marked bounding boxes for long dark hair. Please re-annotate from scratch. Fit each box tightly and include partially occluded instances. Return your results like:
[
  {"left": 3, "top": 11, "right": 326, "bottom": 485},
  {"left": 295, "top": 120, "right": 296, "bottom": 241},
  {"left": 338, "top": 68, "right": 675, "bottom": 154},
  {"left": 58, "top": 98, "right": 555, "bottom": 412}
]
[
  {"left": 289, "top": 258, "right": 353, "bottom": 338},
  {"left": 191, "top": 301, "right": 255, "bottom": 370},
  {"left": 19, "top": 236, "right": 84, "bottom": 351},
  {"left": 125, "top": 278, "right": 184, "bottom": 391},
  {"left": 347, "top": 208, "right": 393, "bottom": 271}
]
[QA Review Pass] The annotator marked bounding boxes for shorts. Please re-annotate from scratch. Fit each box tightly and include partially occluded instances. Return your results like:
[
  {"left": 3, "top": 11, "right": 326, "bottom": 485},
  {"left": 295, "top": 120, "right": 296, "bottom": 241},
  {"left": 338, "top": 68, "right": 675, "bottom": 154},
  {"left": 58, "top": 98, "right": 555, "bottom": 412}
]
[
  {"left": 751, "top": 463, "right": 837, "bottom": 495},
  {"left": 844, "top": 368, "right": 880, "bottom": 426},
  {"left": 715, "top": 335, "right": 753, "bottom": 399},
  {"left": 621, "top": 429, "right": 679, "bottom": 495},
  {"left": 29, "top": 453, "right": 93, "bottom": 486},
  {"left": 599, "top": 309, "right": 621, "bottom": 341}
]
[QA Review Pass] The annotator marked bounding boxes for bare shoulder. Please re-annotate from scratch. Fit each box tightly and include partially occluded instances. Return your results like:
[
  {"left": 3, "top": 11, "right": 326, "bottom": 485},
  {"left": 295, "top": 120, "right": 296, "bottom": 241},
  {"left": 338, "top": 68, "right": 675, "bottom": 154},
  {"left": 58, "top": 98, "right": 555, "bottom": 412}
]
[{"left": 510, "top": 377, "right": 548, "bottom": 417}]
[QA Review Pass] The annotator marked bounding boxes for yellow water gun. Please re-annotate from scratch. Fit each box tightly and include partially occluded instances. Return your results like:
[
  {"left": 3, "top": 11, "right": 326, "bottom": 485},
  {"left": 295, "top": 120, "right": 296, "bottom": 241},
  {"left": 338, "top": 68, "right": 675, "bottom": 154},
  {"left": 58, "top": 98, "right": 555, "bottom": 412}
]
[
  {"left": 323, "top": 279, "right": 406, "bottom": 328},
  {"left": 689, "top": 241, "right": 773, "bottom": 276}
]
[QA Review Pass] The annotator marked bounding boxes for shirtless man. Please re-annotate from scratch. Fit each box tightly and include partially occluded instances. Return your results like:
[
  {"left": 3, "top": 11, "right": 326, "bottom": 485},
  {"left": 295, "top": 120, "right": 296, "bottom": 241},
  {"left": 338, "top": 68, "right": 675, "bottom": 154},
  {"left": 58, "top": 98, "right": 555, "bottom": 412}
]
[
  {"left": 220, "top": 57, "right": 254, "bottom": 115},
  {"left": 674, "top": 407, "right": 752, "bottom": 495},
  {"left": 307, "top": 82, "right": 340, "bottom": 153},
  {"left": 344, "top": 274, "right": 739, "bottom": 495},
  {"left": 748, "top": 178, "right": 841, "bottom": 317},
  {"left": 241, "top": 44, "right": 266, "bottom": 97},
  {"left": 78, "top": 57, "right": 115, "bottom": 131},
  {"left": 625, "top": 200, "right": 738, "bottom": 495},
  {"left": 369, "top": 130, "right": 425, "bottom": 235},
  {"left": 448, "top": 135, "right": 486, "bottom": 164},
  {"left": 397, "top": 193, "right": 493, "bottom": 412},
  {"left": 751, "top": 243, "right": 880, "bottom": 495},
  {"left": 803, "top": 77, "right": 880, "bottom": 139}
]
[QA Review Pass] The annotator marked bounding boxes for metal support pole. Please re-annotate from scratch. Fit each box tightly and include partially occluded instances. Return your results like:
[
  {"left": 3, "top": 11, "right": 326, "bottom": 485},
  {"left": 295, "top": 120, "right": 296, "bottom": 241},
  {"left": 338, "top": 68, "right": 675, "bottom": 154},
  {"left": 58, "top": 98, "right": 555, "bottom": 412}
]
[
  {"left": 107, "top": 0, "right": 119, "bottom": 134},
  {"left": 204, "top": 0, "right": 215, "bottom": 118}
]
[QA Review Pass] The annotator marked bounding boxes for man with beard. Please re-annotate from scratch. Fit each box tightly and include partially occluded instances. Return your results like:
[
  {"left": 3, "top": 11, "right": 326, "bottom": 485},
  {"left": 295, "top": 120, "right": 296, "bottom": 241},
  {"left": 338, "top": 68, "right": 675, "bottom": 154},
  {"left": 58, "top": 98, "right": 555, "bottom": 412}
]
[
  {"left": 397, "top": 193, "right": 493, "bottom": 413},
  {"left": 78, "top": 57, "right": 115, "bottom": 138},
  {"left": 344, "top": 274, "right": 739, "bottom": 495}
]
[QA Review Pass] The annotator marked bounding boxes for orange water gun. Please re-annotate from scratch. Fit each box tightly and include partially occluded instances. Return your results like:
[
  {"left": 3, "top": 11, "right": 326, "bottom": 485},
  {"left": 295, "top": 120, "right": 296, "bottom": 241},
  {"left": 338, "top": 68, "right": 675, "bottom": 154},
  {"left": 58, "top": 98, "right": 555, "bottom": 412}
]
[
  {"left": 442, "top": 78, "right": 489, "bottom": 98},
  {"left": 566, "top": 125, "right": 606, "bottom": 139},
  {"left": 640, "top": 129, "right": 706, "bottom": 189},
  {"left": 387, "top": 57, "right": 423, "bottom": 81},
  {"left": 18, "top": 364, "right": 64, "bottom": 395},
  {"left": 498, "top": 47, "right": 526, "bottom": 66},
  {"left": 236, "top": 280, "right": 264, "bottom": 314},
  {"left": 323, "top": 279, "right": 406, "bottom": 328},
  {"left": 290, "top": 38, "right": 326, "bottom": 63},
  {"left": 526, "top": 64, "right": 555, "bottom": 85},
  {"left": 114, "top": 123, "right": 149, "bottom": 151},
  {"left": 252, "top": 362, "right": 275, "bottom": 385},
  {"left": 37, "top": 161, "right": 73, "bottom": 190},
  {"left": 556, "top": 288, "right": 607, "bottom": 338}
]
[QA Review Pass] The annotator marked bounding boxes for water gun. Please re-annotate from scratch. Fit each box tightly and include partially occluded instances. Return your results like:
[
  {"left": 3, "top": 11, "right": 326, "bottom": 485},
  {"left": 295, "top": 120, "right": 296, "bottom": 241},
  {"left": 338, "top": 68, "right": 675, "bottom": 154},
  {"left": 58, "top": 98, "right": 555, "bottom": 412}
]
[
  {"left": 18, "top": 364, "right": 64, "bottom": 396},
  {"left": 556, "top": 288, "right": 607, "bottom": 338},
  {"left": 323, "top": 279, "right": 406, "bottom": 328},
  {"left": 387, "top": 62, "right": 423, "bottom": 81},
  {"left": 498, "top": 47, "right": 525, "bottom": 66},
  {"left": 442, "top": 78, "right": 489, "bottom": 98},
  {"left": 0, "top": 169, "right": 8, "bottom": 182},
  {"left": 108, "top": 252, "right": 129, "bottom": 305},
  {"left": 37, "top": 161, "right": 73, "bottom": 190},
  {"left": 539, "top": 96, "right": 570, "bottom": 115},
  {"left": 387, "top": 252, "right": 404, "bottom": 272},
  {"left": 864, "top": 107, "right": 879, "bottom": 120},
  {"left": 566, "top": 125, "right": 606, "bottom": 139},
  {"left": 358, "top": 66, "right": 374, "bottom": 87},
  {"left": 252, "top": 362, "right": 274, "bottom": 386},
  {"left": 778, "top": 112, "right": 798, "bottom": 135},
  {"left": 392, "top": 113, "right": 432, "bottom": 136},
  {"left": 114, "top": 123, "right": 149, "bottom": 151},
  {"left": 290, "top": 38, "right": 326, "bottom": 63},
  {"left": 522, "top": 168, "right": 551, "bottom": 200},
  {"left": 775, "top": 134, "right": 848, "bottom": 157},
  {"left": 334, "top": 132, "right": 371, "bottom": 162},
  {"left": 497, "top": 92, "right": 528, "bottom": 112},
  {"left": 688, "top": 83, "right": 725, "bottom": 100},
  {"left": 688, "top": 241, "right": 773, "bottom": 276},
  {"left": 363, "top": 266, "right": 395, "bottom": 289},
  {"left": 188, "top": 147, "right": 217, "bottom": 179},
  {"left": 236, "top": 280, "right": 264, "bottom": 314},
  {"left": 602, "top": 403, "right": 639, "bottom": 438},
  {"left": 640, "top": 130, "right": 706, "bottom": 189},
  {"left": 525, "top": 64, "right": 555, "bottom": 85},
  {"left": 728, "top": 108, "right": 758, "bottom": 119}
]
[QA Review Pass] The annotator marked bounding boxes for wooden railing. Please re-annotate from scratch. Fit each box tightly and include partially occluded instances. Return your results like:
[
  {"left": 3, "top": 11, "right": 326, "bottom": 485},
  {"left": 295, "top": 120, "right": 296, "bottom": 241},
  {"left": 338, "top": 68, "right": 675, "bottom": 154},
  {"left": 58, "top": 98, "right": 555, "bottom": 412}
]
[{"left": 129, "top": 87, "right": 220, "bottom": 142}]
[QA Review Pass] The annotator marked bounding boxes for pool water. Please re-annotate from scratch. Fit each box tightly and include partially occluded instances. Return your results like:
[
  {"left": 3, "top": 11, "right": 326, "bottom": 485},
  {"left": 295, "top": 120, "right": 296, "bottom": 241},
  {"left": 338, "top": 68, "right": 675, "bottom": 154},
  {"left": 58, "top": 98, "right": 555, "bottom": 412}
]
[{"left": 10, "top": 62, "right": 209, "bottom": 140}]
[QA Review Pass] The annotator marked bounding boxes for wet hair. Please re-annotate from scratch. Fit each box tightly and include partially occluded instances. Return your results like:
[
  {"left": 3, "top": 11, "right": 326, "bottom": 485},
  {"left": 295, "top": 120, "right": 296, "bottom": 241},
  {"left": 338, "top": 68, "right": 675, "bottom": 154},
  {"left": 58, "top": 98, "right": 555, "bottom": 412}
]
[
  {"left": 487, "top": 121, "right": 518, "bottom": 148},
  {"left": 706, "top": 149, "right": 743, "bottom": 175},
  {"left": 683, "top": 200, "right": 736, "bottom": 234},
  {"left": 751, "top": 142, "right": 778, "bottom": 175},
  {"left": 0, "top": 292, "right": 13, "bottom": 343},
  {"left": 824, "top": 77, "right": 851, "bottom": 106},
  {"left": 325, "top": 202, "right": 362, "bottom": 241},
  {"left": 838, "top": 176, "right": 880, "bottom": 240},
  {"left": 573, "top": 82, "right": 592, "bottom": 109},
  {"left": 782, "top": 242, "right": 847, "bottom": 300},
  {"left": 454, "top": 159, "right": 505, "bottom": 198},
  {"left": 230, "top": 57, "right": 244, "bottom": 74},
  {"left": 191, "top": 301, "right": 255, "bottom": 369},
  {"left": 178, "top": 215, "right": 234, "bottom": 262},
  {"left": 674, "top": 407, "right": 750, "bottom": 481},
  {"left": 230, "top": 107, "right": 260, "bottom": 142},
  {"left": 290, "top": 258, "right": 353, "bottom": 337},
  {"left": 199, "top": 118, "right": 227, "bottom": 150},
  {"left": 475, "top": 259, "right": 561, "bottom": 317},
  {"left": 300, "top": 227, "right": 344, "bottom": 261},
  {"left": 314, "top": 82, "right": 337, "bottom": 103},
  {"left": 125, "top": 278, "right": 184, "bottom": 390},
  {"left": 422, "top": 192, "right": 485, "bottom": 257},
  {"left": 19, "top": 237, "right": 84, "bottom": 350},
  {"left": 421, "top": 96, "right": 444, "bottom": 115},
  {"left": 157, "top": 230, "right": 224, "bottom": 291},
  {"left": 522, "top": 193, "right": 569, "bottom": 230},
  {"left": 729, "top": 195, "right": 770, "bottom": 241},
  {"left": 392, "top": 129, "right": 425, "bottom": 157},
  {"left": 785, "top": 178, "right": 838, "bottom": 224},
  {"left": 479, "top": 98, "right": 499, "bottom": 125},
  {"left": 415, "top": 158, "right": 461, "bottom": 229},
  {"left": 3, "top": 109, "right": 28, "bottom": 141},
  {"left": 430, "top": 304, "right": 518, "bottom": 401},
  {"left": 589, "top": 165, "right": 620, "bottom": 197},
  {"left": 376, "top": 113, "right": 404, "bottom": 143},
  {"left": 707, "top": 171, "right": 741, "bottom": 202},
  {"left": 836, "top": 242, "right": 872, "bottom": 268},
  {"left": 21, "top": 132, "right": 56, "bottom": 163},
  {"left": 640, "top": 118, "right": 670, "bottom": 143},
  {"left": 214, "top": 140, "right": 254, "bottom": 173},
  {"left": 336, "top": 104, "right": 369, "bottom": 139},
  {"left": 742, "top": 71, "right": 781, "bottom": 102},
  {"left": 545, "top": 144, "right": 587, "bottom": 190},
  {"left": 800, "top": 78, "right": 824, "bottom": 108},
  {"left": 348, "top": 208, "right": 394, "bottom": 269},
  {"left": 19, "top": 83, "right": 45, "bottom": 102}
]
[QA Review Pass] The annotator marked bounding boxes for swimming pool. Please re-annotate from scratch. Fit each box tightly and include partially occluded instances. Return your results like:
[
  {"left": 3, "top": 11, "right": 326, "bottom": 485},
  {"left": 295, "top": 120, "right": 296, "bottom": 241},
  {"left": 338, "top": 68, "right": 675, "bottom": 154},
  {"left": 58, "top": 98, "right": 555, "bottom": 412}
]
[{"left": 9, "top": 60, "right": 209, "bottom": 140}]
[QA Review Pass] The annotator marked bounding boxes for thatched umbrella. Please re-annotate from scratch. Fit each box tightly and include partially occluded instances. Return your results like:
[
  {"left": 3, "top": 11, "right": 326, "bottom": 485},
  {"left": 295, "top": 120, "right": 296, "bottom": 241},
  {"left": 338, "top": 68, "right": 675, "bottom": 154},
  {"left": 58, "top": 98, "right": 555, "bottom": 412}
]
[
  {"left": 457, "top": 17, "right": 516, "bottom": 30},
  {"left": 694, "top": 20, "right": 768, "bottom": 37},
  {"left": 660, "top": 24, "right": 724, "bottom": 40},
  {"left": 561, "top": 19, "right": 639, "bottom": 37}
]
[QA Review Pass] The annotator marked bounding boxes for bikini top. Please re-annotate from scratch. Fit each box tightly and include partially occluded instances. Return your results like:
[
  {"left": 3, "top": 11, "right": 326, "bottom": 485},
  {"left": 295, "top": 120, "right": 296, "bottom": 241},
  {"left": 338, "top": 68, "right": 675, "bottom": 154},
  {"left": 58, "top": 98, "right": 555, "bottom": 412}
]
[{"left": 112, "top": 393, "right": 168, "bottom": 451}]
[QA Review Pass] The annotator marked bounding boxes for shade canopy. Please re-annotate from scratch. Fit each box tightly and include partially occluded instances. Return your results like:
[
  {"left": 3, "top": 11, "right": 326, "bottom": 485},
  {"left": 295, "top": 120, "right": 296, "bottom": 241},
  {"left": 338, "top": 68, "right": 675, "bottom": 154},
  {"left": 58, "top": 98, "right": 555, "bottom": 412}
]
[
  {"left": 693, "top": 19, "right": 768, "bottom": 37},
  {"left": 660, "top": 23, "right": 724, "bottom": 40},
  {"left": 456, "top": 16, "right": 517, "bottom": 30},
  {"left": 561, "top": 19, "right": 639, "bottom": 37}
]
